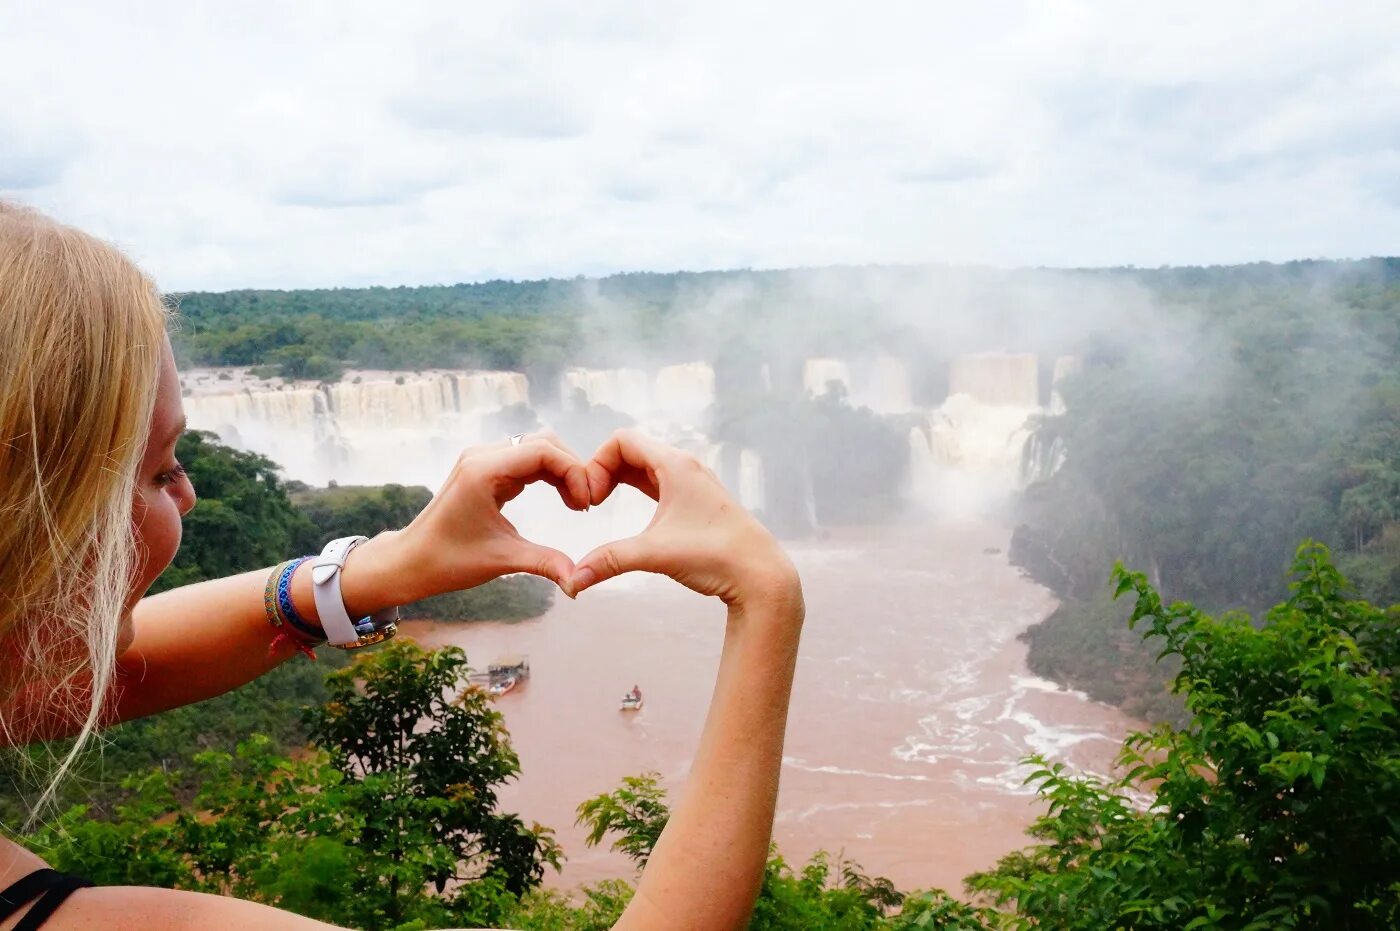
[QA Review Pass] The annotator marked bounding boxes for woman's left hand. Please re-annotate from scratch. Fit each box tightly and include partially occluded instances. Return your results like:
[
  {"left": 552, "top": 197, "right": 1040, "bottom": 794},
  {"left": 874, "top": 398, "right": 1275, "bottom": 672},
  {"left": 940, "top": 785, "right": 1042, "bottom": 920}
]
[{"left": 341, "top": 432, "right": 592, "bottom": 614}]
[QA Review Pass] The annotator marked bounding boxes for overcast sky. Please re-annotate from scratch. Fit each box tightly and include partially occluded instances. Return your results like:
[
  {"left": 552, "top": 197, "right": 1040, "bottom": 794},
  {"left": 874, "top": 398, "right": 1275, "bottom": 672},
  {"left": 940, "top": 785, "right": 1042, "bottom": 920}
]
[{"left": 1, "top": 1, "right": 1397, "bottom": 291}]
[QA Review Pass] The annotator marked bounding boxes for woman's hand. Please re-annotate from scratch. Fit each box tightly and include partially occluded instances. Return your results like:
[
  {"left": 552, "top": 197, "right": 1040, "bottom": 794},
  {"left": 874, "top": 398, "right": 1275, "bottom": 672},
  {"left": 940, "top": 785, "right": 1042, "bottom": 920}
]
[
  {"left": 566, "top": 429, "right": 800, "bottom": 609},
  {"left": 343, "top": 433, "right": 591, "bottom": 615}
]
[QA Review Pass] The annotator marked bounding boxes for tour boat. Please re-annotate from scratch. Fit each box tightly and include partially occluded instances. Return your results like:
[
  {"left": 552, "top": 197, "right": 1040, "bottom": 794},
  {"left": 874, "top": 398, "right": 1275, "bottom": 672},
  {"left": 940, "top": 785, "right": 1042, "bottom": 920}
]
[{"left": 485, "top": 654, "right": 529, "bottom": 699}]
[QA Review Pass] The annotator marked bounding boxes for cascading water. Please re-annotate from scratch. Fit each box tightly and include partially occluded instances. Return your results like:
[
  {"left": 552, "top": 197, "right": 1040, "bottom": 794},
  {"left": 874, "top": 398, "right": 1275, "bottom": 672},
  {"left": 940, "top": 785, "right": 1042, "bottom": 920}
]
[
  {"left": 703, "top": 443, "right": 766, "bottom": 513},
  {"left": 560, "top": 368, "right": 651, "bottom": 415},
  {"left": 184, "top": 369, "right": 533, "bottom": 487},
  {"left": 949, "top": 352, "right": 1040, "bottom": 408},
  {"left": 901, "top": 352, "right": 1047, "bottom": 514},
  {"left": 183, "top": 384, "right": 343, "bottom": 483},
  {"left": 653, "top": 362, "right": 715, "bottom": 418}
]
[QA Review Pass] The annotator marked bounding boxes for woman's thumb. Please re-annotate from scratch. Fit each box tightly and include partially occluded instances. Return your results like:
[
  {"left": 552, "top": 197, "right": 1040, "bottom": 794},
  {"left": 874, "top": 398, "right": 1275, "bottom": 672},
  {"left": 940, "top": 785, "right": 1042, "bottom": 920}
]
[
  {"left": 567, "top": 534, "right": 660, "bottom": 597},
  {"left": 504, "top": 539, "right": 577, "bottom": 591}
]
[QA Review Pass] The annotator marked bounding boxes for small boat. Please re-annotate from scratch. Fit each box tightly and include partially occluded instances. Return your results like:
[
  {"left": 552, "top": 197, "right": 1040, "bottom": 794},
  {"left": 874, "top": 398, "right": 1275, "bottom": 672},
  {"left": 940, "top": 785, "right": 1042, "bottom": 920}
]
[
  {"left": 484, "top": 654, "right": 529, "bottom": 699},
  {"left": 620, "top": 685, "right": 643, "bottom": 712},
  {"left": 487, "top": 675, "right": 518, "bottom": 698}
]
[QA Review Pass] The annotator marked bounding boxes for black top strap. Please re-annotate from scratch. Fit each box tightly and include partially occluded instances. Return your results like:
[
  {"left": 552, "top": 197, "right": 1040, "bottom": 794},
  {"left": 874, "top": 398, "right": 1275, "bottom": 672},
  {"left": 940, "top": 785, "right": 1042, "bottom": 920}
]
[{"left": 0, "top": 868, "right": 92, "bottom": 930}]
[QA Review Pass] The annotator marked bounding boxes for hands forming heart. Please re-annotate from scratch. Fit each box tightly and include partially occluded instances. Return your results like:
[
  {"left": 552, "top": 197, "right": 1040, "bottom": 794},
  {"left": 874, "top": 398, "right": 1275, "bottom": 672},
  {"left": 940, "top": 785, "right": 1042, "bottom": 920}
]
[{"left": 375, "top": 429, "right": 800, "bottom": 615}]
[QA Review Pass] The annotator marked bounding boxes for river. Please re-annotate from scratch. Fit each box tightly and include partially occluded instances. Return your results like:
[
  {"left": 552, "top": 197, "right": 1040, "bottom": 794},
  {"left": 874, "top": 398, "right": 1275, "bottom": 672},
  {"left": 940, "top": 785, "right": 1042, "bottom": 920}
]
[{"left": 403, "top": 509, "right": 1138, "bottom": 894}]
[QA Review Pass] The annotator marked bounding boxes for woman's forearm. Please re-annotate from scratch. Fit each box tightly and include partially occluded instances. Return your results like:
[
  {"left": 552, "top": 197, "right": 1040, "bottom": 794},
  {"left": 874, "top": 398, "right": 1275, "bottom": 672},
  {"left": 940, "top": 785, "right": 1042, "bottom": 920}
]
[
  {"left": 112, "top": 533, "right": 412, "bottom": 724},
  {"left": 619, "top": 584, "right": 805, "bottom": 930}
]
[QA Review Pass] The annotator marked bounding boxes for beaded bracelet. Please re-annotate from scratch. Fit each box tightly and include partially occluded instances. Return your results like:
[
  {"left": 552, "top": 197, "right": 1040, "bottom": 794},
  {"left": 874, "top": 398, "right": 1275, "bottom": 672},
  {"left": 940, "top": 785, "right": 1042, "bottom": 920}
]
[
  {"left": 277, "top": 556, "right": 322, "bottom": 637},
  {"left": 263, "top": 560, "right": 293, "bottom": 630},
  {"left": 264, "top": 557, "right": 322, "bottom": 659}
]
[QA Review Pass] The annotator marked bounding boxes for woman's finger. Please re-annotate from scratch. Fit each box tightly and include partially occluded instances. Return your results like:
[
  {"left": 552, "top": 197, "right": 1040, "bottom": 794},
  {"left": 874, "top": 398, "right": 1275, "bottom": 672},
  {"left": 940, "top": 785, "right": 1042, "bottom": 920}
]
[
  {"left": 567, "top": 531, "right": 668, "bottom": 597},
  {"left": 501, "top": 430, "right": 584, "bottom": 461},
  {"left": 502, "top": 537, "right": 578, "bottom": 590},
  {"left": 493, "top": 439, "right": 591, "bottom": 510},
  {"left": 585, "top": 428, "right": 671, "bottom": 505}
]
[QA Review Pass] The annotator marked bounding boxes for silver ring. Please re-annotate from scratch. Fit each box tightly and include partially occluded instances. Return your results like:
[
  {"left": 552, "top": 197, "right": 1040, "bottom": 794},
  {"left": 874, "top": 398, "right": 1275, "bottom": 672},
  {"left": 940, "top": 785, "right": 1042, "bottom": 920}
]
[{"left": 509, "top": 433, "right": 526, "bottom": 447}]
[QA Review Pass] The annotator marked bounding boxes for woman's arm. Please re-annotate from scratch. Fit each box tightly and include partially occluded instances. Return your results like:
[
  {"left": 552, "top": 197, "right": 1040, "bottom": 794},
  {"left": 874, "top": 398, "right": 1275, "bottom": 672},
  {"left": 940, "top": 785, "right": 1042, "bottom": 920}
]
[
  {"left": 568, "top": 430, "right": 805, "bottom": 930},
  {"left": 109, "top": 435, "right": 590, "bottom": 724},
  {"left": 623, "top": 591, "right": 802, "bottom": 930},
  {"left": 6, "top": 436, "right": 590, "bottom": 741}
]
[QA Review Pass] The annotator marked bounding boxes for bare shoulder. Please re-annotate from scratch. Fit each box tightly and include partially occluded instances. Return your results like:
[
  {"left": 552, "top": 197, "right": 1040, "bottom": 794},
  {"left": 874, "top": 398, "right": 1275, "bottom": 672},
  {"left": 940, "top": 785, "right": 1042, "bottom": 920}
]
[
  {"left": 0, "top": 837, "right": 48, "bottom": 889},
  {"left": 11, "top": 885, "right": 344, "bottom": 931}
]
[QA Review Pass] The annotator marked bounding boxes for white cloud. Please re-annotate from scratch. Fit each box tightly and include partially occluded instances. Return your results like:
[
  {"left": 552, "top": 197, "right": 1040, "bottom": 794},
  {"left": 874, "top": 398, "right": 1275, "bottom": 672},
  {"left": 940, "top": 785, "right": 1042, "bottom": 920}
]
[{"left": 0, "top": 0, "right": 1396, "bottom": 290}]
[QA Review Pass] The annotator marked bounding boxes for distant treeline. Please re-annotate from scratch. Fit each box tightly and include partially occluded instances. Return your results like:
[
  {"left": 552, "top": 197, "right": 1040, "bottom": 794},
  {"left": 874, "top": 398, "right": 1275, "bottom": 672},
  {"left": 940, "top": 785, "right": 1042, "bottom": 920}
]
[{"left": 169, "top": 260, "right": 1400, "bottom": 380}]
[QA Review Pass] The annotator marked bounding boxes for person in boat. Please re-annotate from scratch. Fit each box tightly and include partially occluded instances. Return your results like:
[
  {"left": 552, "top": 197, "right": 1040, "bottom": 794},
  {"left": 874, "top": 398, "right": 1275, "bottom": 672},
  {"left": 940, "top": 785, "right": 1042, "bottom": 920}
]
[
  {"left": 631, "top": 684, "right": 642, "bottom": 701},
  {"left": 0, "top": 202, "right": 805, "bottom": 930}
]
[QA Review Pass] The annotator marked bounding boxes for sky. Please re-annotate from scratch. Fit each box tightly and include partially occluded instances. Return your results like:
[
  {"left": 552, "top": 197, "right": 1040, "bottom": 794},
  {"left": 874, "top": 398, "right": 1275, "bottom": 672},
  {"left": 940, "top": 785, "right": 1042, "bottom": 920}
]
[{"left": 1, "top": 0, "right": 1397, "bottom": 291}]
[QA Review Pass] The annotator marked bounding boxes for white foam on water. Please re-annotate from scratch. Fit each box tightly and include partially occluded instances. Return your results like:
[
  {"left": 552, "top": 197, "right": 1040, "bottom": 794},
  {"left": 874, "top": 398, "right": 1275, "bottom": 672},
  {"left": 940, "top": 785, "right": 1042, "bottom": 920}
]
[
  {"left": 779, "top": 797, "right": 946, "bottom": 825},
  {"left": 1009, "top": 673, "right": 1091, "bottom": 702},
  {"left": 783, "top": 757, "right": 936, "bottom": 783}
]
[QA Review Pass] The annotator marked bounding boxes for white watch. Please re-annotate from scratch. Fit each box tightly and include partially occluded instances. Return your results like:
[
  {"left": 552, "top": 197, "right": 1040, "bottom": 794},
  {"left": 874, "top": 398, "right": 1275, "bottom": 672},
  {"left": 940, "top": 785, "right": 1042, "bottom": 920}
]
[{"left": 312, "top": 535, "right": 399, "bottom": 649}]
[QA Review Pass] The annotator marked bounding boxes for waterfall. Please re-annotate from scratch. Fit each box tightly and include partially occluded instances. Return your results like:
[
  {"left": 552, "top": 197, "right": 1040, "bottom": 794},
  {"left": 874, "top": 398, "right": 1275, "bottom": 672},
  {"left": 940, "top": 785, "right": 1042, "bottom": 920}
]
[
  {"left": 653, "top": 362, "right": 715, "bottom": 415},
  {"left": 184, "top": 386, "right": 342, "bottom": 483},
  {"left": 804, "top": 358, "right": 852, "bottom": 398},
  {"left": 184, "top": 369, "right": 533, "bottom": 487},
  {"left": 561, "top": 367, "right": 651, "bottom": 414},
  {"left": 948, "top": 352, "right": 1040, "bottom": 408},
  {"left": 703, "top": 442, "right": 766, "bottom": 512},
  {"left": 456, "top": 371, "right": 530, "bottom": 411},
  {"left": 1020, "top": 431, "right": 1067, "bottom": 485},
  {"left": 904, "top": 355, "right": 1044, "bottom": 513}
]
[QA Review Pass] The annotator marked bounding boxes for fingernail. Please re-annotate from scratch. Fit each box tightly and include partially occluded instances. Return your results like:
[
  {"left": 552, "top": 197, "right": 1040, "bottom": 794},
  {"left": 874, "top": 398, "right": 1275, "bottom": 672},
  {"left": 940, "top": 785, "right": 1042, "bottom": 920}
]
[{"left": 573, "top": 568, "right": 598, "bottom": 594}]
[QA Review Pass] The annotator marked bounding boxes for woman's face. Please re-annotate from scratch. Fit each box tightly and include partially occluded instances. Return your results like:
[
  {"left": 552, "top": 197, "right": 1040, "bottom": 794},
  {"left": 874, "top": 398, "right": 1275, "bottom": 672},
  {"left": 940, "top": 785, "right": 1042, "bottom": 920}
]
[{"left": 125, "top": 339, "right": 197, "bottom": 646}]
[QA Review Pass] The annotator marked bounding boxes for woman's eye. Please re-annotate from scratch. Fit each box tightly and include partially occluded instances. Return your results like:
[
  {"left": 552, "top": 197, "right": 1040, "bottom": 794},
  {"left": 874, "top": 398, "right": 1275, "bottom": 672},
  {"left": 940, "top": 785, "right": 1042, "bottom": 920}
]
[{"left": 155, "top": 463, "right": 187, "bottom": 487}]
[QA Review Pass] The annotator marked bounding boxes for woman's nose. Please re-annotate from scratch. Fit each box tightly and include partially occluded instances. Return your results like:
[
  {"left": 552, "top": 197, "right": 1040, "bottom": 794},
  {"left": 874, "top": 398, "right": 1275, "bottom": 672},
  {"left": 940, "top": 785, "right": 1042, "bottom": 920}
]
[{"left": 177, "top": 475, "right": 198, "bottom": 517}]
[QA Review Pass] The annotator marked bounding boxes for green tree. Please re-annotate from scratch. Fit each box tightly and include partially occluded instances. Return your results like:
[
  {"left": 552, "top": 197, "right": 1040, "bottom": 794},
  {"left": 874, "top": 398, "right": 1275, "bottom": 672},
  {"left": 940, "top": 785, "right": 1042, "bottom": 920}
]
[
  {"left": 308, "top": 641, "right": 562, "bottom": 906},
  {"left": 31, "top": 643, "right": 561, "bottom": 929},
  {"left": 575, "top": 772, "right": 670, "bottom": 869},
  {"left": 970, "top": 542, "right": 1400, "bottom": 929}
]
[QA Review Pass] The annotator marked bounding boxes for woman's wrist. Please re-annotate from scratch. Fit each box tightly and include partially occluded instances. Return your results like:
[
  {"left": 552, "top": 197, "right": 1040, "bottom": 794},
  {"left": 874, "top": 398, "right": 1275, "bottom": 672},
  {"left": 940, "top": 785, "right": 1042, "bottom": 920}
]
[
  {"left": 337, "top": 530, "right": 423, "bottom": 619},
  {"left": 286, "top": 530, "right": 421, "bottom": 625},
  {"left": 730, "top": 550, "right": 804, "bottom": 621}
]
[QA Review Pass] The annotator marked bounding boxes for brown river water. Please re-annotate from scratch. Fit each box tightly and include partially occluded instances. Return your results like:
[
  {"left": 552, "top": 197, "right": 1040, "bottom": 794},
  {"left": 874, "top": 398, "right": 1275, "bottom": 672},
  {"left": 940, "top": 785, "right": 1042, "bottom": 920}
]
[{"left": 403, "top": 512, "right": 1138, "bottom": 894}]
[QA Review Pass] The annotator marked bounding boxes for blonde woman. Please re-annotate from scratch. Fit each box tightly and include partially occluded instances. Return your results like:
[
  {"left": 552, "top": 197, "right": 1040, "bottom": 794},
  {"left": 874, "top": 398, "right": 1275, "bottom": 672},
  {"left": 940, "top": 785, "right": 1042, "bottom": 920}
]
[{"left": 0, "top": 202, "right": 804, "bottom": 931}]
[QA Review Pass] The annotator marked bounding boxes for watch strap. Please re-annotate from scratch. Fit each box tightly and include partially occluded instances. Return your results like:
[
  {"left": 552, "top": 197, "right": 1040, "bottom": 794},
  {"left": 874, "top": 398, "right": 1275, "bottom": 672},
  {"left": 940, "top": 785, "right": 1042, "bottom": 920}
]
[{"left": 312, "top": 536, "right": 369, "bottom": 647}]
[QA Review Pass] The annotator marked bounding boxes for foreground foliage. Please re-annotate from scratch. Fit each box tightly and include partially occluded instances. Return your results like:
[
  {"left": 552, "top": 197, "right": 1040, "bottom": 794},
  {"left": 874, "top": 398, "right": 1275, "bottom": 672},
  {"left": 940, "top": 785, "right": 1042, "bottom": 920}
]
[
  {"left": 970, "top": 542, "right": 1400, "bottom": 929},
  {"left": 24, "top": 543, "right": 1399, "bottom": 927},
  {"left": 31, "top": 641, "right": 558, "bottom": 930}
]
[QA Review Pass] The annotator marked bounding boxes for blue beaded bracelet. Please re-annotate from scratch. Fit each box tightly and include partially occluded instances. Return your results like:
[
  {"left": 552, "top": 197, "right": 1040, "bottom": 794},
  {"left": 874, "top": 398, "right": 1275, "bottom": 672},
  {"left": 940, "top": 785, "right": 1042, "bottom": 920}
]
[{"left": 277, "top": 556, "right": 325, "bottom": 642}]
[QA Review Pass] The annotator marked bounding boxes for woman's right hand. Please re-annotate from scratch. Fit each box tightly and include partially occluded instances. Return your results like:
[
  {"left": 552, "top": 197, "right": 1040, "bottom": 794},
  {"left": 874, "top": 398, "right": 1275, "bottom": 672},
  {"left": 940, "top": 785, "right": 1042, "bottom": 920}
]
[{"left": 567, "top": 429, "right": 801, "bottom": 610}]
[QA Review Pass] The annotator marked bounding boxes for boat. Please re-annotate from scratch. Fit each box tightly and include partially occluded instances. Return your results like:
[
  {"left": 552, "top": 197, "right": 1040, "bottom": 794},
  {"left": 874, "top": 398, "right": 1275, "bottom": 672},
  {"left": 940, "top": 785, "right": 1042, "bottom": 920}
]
[
  {"left": 620, "top": 685, "right": 643, "bottom": 712},
  {"left": 485, "top": 654, "right": 529, "bottom": 699}
]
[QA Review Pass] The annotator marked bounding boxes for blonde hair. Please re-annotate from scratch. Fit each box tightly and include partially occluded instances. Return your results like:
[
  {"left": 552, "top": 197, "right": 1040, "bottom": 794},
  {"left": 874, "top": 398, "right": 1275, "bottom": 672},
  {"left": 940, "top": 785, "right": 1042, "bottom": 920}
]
[{"left": 0, "top": 201, "right": 168, "bottom": 821}]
